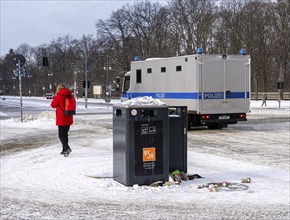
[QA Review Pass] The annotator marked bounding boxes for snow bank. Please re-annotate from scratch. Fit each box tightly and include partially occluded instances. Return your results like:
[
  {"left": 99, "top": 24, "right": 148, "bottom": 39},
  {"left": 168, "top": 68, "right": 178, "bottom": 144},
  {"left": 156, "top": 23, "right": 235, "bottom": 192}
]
[
  {"left": 116, "top": 96, "right": 167, "bottom": 107},
  {"left": 0, "top": 111, "right": 56, "bottom": 140},
  {"left": 1, "top": 137, "right": 289, "bottom": 207}
]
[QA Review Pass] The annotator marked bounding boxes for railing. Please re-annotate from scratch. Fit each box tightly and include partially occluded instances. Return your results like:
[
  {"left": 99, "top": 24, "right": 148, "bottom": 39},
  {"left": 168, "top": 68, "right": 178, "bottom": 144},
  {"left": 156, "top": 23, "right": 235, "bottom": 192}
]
[{"left": 250, "top": 92, "right": 290, "bottom": 100}]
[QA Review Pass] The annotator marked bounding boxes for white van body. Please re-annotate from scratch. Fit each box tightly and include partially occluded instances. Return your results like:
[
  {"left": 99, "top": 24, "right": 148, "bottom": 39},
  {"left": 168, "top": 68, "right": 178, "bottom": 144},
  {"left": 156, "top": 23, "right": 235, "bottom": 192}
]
[{"left": 121, "top": 54, "right": 251, "bottom": 129}]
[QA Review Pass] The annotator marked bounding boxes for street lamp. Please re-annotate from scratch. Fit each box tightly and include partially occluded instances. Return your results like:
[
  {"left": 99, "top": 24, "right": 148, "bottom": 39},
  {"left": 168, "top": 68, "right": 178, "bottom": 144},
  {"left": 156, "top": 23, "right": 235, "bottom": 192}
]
[
  {"left": 103, "top": 55, "right": 112, "bottom": 104},
  {"left": 254, "top": 68, "right": 258, "bottom": 101},
  {"left": 27, "top": 75, "right": 32, "bottom": 96},
  {"left": 77, "top": 50, "right": 88, "bottom": 108},
  {"left": 13, "top": 55, "right": 26, "bottom": 122},
  {"left": 0, "top": 76, "right": 3, "bottom": 95},
  {"left": 48, "top": 73, "right": 53, "bottom": 92},
  {"left": 73, "top": 70, "right": 79, "bottom": 99}
]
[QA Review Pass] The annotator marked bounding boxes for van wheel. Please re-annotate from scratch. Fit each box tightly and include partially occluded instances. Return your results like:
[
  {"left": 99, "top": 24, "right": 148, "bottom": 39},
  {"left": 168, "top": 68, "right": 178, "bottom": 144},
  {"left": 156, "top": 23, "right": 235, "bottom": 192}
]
[{"left": 207, "top": 123, "right": 223, "bottom": 130}]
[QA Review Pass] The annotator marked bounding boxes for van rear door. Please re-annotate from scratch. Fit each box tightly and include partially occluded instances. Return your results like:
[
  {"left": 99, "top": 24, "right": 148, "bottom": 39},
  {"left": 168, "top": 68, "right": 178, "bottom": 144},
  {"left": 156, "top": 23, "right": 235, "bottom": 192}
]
[{"left": 200, "top": 55, "right": 250, "bottom": 112}]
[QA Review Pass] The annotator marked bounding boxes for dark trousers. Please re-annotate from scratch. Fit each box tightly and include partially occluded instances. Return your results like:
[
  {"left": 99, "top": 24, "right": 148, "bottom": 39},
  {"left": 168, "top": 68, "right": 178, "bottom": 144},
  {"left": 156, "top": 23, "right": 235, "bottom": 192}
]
[{"left": 58, "top": 126, "right": 70, "bottom": 151}]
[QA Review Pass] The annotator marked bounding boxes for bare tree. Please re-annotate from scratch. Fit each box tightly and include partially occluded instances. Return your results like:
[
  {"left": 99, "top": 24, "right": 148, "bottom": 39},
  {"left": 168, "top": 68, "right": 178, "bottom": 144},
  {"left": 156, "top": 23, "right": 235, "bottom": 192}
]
[
  {"left": 126, "top": 1, "right": 172, "bottom": 58},
  {"left": 96, "top": 0, "right": 173, "bottom": 74},
  {"left": 168, "top": 0, "right": 217, "bottom": 54},
  {"left": 48, "top": 34, "right": 78, "bottom": 89},
  {"left": 96, "top": 6, "right": 134, "bottom": 74},
  {"left": 270, "top": 0, "right": 290, "bottom": 96},
  {"left": 216, "top": 0, "right": 246, "bottom": 54},
  {"left": 0, "top": 50, "right": 17, "bottom": 95},
  {"left": 15, "top": 43, "right": 39, "bottom": 96},
  {"left": 241, "top": 0, "right": 273, "bottom": 93},
  {"left": 75, "top": 34, "right": 101, "bottom": 97}
]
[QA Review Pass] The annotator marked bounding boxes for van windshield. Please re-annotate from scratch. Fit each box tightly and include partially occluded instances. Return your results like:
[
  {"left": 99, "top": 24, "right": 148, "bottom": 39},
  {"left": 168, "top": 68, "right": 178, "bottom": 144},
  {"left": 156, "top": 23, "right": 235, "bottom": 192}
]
[{"left": 123, "top": 76, "right": 130, "bottom": 93}]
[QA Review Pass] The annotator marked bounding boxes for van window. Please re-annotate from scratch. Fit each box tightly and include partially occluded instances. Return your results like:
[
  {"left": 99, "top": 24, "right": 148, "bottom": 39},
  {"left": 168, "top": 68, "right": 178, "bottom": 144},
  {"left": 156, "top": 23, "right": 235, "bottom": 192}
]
[
  {"left": 123, "top": 75, "right": 130, "bottom": 93},
  {"left": 176, "top": 65, "right": 182, "bottom": 71},
  {"left": 136, "top": 69, "right": 142, "bottom": 83},
  {"left": 147, "top": 68, "right": 152, "bottom": 74},
  {"left": 161, "top": 67, "right": 166, "bottom": 73}
]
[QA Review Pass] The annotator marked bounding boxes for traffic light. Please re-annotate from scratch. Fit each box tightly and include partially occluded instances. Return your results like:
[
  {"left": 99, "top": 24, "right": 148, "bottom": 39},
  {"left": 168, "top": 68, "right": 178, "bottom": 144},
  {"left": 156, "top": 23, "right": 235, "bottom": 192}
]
[
  {"left": 42, "top": 57, "right": 48, "bottom": 66},
  {"left": 277, "top": 82, "right": 284, "bottom": 90},
  {"left": 82, "top": 80, "right": 90, "bottom": 88},
  {"left": 115, "top": 83, "right": 120, "bottom": 91},
  {"left": 115, "top": 76, "right": 120, "bottom": 91}
]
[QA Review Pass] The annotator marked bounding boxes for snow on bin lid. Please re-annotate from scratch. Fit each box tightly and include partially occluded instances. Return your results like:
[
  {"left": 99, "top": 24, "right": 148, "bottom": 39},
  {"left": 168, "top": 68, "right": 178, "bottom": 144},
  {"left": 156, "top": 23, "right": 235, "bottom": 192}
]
[{"left": 116, "top": 96, "right": 167, "bottom": 107}]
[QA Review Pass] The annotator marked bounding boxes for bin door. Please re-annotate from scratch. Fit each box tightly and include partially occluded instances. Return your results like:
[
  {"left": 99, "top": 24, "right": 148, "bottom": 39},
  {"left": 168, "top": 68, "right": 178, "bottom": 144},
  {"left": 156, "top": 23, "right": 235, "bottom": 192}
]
[{"left": 135, "top": 121, "right": 164, "bottom": 176}]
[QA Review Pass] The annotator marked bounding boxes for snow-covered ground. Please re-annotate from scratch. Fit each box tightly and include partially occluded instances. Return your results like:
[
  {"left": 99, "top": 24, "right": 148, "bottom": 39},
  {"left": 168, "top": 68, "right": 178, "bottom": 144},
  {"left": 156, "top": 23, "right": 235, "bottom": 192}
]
[{"left": 0, "top": 97, "right": 289, "bottom": 219}]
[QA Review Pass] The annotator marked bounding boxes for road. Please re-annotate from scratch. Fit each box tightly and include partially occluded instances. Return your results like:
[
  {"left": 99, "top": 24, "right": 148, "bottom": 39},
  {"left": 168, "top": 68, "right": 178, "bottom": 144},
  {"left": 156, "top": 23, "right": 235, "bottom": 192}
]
[
  {"left": 1, "top": 97, "right": 289, "bottom": 219},
  {"left": 1, "top": 96, "right": 289, "bottom": 171},
  {"left": 0, "top": 96, "right": 113, "bottom": 119}
]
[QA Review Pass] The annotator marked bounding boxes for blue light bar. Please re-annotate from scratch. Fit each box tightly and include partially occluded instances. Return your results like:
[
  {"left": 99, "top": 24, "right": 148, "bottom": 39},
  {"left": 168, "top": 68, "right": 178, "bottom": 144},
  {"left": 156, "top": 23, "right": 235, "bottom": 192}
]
[
  {"left": 133, "top": 56, "right": 140, "bottom": 61},
  {"left": 196, "top": 48, "right": 203, "bottom": 54},
  {"left": 240, "top": 49, "right": 246, "bottom": 55}
]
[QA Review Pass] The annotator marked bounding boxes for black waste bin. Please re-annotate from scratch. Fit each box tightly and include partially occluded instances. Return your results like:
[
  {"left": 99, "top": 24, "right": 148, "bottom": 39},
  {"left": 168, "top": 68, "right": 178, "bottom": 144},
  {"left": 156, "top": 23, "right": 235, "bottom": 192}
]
[
  {"left": 113, "top": 104, "right": 169, "bottom": 186},
  {"left": 168, "top": 106, "right": 187, "bottom": 173}
]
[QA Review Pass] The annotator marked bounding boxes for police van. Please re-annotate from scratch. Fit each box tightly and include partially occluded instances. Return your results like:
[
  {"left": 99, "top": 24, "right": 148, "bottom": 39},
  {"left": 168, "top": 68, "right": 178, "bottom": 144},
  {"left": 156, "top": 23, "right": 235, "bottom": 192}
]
[{"left": 121, "top": 49, "right": 251, "bottom": 129}]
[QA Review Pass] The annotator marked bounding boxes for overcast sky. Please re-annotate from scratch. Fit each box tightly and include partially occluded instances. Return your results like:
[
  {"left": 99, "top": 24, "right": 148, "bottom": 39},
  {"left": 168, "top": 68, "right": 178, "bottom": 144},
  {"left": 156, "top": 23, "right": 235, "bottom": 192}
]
[{"left": 1, "top": 0, "right": 166, "bottom": 57}]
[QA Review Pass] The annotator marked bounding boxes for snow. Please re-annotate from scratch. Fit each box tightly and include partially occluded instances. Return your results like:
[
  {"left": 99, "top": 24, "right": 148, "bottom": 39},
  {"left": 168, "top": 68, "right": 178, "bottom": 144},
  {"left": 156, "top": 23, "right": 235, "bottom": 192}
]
[
  {"left": 116, "top": 96, "right": 167, "bottom": 107},
  {"left": 0, "top": 97, "right": 289, "bottom": 219}
]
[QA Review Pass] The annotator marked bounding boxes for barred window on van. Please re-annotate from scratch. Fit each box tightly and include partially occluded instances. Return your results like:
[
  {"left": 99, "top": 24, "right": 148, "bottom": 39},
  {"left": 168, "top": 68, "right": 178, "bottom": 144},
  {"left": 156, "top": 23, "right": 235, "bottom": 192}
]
[
  {"left": 161, "top": 67, "right": 166, "bottom": 73},
  {"left": 136, "top": 69, "right": 142, "bottom": 83},
  {"left": 147, "top": 68, "right": 152, "bottom": 74},
  {"left": 176, "top": 65, "right": 182, "bottom": 72}
]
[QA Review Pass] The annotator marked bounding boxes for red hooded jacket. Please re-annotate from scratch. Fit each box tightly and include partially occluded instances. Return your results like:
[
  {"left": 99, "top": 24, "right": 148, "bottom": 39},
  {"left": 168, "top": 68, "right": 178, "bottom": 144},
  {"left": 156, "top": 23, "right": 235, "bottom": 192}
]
[{"left": 51, "top": 88, "right": 73, "bottom": 126}]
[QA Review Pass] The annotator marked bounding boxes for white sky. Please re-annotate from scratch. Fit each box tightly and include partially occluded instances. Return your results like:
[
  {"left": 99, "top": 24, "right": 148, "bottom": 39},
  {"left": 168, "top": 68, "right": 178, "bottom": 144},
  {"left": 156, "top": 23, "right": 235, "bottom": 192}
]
[{"left": 0, "top": 0, "right": 166, "bottom": 57}]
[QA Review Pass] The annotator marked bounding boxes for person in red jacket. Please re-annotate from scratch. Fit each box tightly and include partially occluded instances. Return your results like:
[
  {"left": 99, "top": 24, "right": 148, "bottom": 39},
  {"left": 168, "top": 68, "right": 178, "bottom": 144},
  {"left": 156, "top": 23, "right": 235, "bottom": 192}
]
[{"left": 51, "top": 83, "right": 74, "bottom": 157}]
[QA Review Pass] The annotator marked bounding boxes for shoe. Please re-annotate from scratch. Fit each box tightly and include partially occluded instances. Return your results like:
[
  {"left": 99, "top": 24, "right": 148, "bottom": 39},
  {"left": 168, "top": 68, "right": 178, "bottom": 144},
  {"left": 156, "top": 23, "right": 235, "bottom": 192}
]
[
  {"left": 61, "top": 148, "right": 71, "bottom": 155},
  {"left": 64, "top": 150, "right": 70, "bottom": 157}
]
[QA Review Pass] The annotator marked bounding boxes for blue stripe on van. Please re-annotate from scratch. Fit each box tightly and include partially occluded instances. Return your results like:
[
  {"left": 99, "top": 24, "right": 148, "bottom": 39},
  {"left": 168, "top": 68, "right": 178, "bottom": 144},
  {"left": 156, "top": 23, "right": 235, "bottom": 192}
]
[
  {"left": 122, "top": 92, "right": 199, "bottom": 99},
  {"left": 226, "top": 92, "right": 250, "bottom": 99},
  {"left": 204, "top": 92, "right": 249, "bottom": 99},
  {"left": 121, "top": 92, "right": 249, "bottom": 99}
]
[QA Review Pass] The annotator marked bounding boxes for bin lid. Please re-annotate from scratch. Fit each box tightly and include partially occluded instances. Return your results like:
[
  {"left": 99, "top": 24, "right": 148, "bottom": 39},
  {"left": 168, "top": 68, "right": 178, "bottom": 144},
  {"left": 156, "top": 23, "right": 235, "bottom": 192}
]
[{"left": 114, "top": 96, "right": 168, "bottom": 108}]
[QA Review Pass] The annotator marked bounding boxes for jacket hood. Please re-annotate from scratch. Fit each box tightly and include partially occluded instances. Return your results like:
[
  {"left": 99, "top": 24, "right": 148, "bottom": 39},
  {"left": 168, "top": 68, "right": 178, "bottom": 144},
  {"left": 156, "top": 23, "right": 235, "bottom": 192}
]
[{"left": 57, "top": 88, "right": 72, "bottom": 96}]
